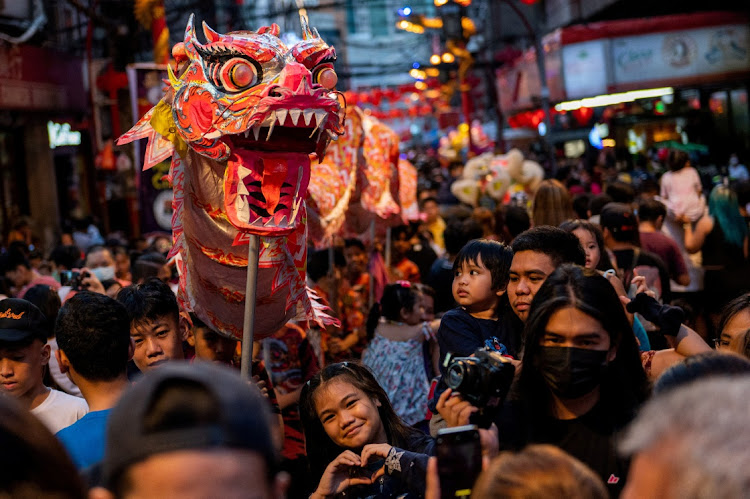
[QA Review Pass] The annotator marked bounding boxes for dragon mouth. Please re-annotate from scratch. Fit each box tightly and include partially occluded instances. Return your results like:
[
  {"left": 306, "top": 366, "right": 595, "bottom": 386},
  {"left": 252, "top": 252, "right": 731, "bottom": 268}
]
[
  {"left": 234, "top": 107, "right": 338, "bottom": 154},
  {"left": 223, "top": 106, "right": 341, "bottom": 236}
]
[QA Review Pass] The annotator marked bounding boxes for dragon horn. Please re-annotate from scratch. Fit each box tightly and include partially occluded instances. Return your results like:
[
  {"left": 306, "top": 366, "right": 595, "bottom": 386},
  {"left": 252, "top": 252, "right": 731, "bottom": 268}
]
[
  {"left": 202, "top": 21, "right": 221, "bottom": 43},
  {"left": 300, "top": 15, "right": 314, "bottom": 40},
  {"left": 184, "top": 14, "right": 202, "bottom": 59},
  {"left": 312, "top": 27, "right": 320, "bottom": 39}
]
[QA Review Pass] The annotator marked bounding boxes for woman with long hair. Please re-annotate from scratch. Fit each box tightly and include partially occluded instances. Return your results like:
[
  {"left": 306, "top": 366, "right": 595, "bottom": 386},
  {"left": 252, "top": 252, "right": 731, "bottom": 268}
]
[
  {"left": 680, "top": 185, "right": 749, "bottom": 317},
  {"left": 531, "top": 179, "right": 576, "bottom": 228},
  {"left": 439, "top": 265, "right": 649, "bottom": 496},
  {"left": 300, "top": 362, "right": 435, "bottom": 498}
]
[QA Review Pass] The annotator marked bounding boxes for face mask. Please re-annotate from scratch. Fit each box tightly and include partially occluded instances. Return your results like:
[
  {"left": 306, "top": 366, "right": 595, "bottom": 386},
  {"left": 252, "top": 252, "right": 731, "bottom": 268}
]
[
  {"left": 92, "top": 265, "right": 116, "bottom": 282},
  {"left": 536, "top": 346, "right": 608, "bottom": 399}
]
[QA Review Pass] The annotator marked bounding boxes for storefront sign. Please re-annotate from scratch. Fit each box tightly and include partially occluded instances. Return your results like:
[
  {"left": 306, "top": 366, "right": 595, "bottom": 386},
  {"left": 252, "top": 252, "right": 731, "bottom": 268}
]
[
  {"left": 47, "top": 121, "right": 81, "bottom": 149},
  {"left": 613, "top": 25, "right": 750, "bottom": 85},
  {"left": 562, "top": 40, "right": 609, "bottom": 99}
]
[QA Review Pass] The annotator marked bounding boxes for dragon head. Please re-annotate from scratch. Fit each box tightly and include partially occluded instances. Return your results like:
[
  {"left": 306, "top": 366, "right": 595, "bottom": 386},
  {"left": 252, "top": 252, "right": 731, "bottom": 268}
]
[{"left": 169, "top": 15, "right": 344, "bottom": 235}]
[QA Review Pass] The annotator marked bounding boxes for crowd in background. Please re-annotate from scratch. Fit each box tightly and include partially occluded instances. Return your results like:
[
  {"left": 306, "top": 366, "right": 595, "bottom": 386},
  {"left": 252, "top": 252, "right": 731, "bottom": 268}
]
[{"left": 0, "top": 146, "right": 749, "bottom": 498}]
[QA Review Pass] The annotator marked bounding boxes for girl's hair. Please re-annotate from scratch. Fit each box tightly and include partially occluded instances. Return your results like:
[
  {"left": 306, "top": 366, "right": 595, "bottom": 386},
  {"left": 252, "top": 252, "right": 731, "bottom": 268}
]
[
  {"left": 709, "top": 185, "right": 748, "bottom": 248},
  {"left": 453, "top": 239, "right": 514, "bottom": 291},
  {"left": 366, "top": 282, "right": 420, "bottom": 339},
  {"left": 299, "top": 362, "right": 430, "bottom": 485},
  {"left": 22, "top": 284, "right": 61, "bottom": 339},
  {"left": 472, "top": 444, "right": 608, "bottom": 499},
  {"left": 518, "top": 265, "right": 649, "bottom": 430},
  {"left": 668, "top": 150, "right": 689, "bottom": 172},
  {"left": 532, "top": 179, "right": 576, "bottom": 228},
  {"left": 718, "top": 293, "right": 750, "bottom": 338},
  {"left": 559, "top": 219, "right": 615, "bottom": 271}
]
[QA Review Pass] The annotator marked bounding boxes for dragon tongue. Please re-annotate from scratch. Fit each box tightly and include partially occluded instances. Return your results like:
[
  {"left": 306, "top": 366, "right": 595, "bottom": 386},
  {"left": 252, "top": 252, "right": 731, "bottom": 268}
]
[{"left": 260, "top": 157, "right": 289, "bottom": 214}]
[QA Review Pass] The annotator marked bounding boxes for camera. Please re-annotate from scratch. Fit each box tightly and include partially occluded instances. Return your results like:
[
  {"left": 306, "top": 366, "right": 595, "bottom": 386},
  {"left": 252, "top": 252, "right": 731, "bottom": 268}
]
[{"left": 444, "top": 348, "right": 515, "bottom": 428}]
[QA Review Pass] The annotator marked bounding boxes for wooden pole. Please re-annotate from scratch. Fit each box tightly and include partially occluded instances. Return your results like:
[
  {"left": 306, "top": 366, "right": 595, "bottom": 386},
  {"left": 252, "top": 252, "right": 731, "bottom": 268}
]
[{"left": 240, "top": 234, "right": 260, "bottom": 380}]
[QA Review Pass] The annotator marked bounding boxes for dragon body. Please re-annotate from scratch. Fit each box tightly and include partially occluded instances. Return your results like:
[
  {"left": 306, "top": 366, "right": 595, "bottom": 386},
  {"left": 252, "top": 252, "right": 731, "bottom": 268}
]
[{"left": 118, "top": 16, "right": 343, "bottom": 340}]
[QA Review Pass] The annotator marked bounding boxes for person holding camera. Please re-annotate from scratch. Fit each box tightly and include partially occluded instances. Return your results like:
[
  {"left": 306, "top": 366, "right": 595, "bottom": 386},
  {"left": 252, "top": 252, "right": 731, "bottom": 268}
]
[{"left": 438, "top": 265, "right": 649, "bottom": 497}]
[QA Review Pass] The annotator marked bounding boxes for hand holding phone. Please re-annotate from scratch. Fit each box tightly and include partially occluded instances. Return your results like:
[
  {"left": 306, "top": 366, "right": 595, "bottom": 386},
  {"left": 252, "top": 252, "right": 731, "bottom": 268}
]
[{"left": 436, "top": 425, "right": 482, "bottom": 499}]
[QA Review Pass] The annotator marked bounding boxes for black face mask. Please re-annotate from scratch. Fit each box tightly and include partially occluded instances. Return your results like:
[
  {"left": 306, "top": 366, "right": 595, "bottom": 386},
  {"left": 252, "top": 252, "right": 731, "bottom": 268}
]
[{"left": 536, "top": 346, "right": 609, "bottom": 399}]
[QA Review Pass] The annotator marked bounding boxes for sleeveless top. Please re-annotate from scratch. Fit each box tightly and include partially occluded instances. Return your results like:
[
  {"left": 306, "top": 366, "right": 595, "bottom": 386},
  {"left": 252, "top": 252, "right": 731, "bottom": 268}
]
[{"left": 363, "top": 333, "right": 429, "bottom": 426}]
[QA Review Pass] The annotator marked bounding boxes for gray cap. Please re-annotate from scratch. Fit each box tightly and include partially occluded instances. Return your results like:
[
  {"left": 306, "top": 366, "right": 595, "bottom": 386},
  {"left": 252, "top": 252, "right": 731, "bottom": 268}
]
[{"left": 102, "top": 361, "right": 276, "bottom": 488}]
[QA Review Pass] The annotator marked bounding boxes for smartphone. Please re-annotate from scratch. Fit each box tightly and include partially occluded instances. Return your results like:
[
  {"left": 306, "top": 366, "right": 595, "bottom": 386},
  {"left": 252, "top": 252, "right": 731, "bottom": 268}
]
[
  {"left": 59, "top": 270, "right": 81, "bottom": 289},
  {"left": 436, "top": 424, "right": 482, "bottom": 499}
]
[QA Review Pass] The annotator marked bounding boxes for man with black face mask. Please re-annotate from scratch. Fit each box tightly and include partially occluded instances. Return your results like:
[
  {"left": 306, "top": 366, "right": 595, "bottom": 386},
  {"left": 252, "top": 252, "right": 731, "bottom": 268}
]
[{"left": 438, "top": 265, "right": 650, "bottom": 497}]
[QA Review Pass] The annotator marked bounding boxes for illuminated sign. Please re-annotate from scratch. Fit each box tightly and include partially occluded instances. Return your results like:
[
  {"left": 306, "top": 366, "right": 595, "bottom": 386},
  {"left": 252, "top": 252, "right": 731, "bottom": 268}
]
[{"left": 47, "top": 121, "right": 81, "bottom": 149}]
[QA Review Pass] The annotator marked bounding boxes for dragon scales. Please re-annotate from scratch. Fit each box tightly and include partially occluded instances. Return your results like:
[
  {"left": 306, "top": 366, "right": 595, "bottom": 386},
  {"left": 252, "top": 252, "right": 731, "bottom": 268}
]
[{"left": 118, "top": 16, "right": 343, "bottom": 340}]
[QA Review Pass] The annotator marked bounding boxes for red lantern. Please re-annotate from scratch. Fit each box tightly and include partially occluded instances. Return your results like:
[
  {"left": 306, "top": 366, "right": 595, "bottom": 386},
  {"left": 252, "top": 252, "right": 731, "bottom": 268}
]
[{"left": 572, "top": 106, "right": 593, "bottom": 126}]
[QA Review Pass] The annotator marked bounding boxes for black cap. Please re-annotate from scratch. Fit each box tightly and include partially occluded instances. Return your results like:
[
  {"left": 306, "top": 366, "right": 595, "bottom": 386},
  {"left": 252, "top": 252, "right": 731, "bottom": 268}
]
[
  {"left": 0, "top": 298, "right": 48, "bottom": 343},
  {"left": 600, "top": 202, "right": 638, "bottom": 235},
  {"left": 102, "top": 362, "right": 277, "bottom": 488}
]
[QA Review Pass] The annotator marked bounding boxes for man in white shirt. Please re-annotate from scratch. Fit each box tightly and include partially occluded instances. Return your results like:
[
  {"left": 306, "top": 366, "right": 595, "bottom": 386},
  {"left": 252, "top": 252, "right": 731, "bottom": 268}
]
[{"left": 0, "top": 298, "right": 87, "bottom": 433}]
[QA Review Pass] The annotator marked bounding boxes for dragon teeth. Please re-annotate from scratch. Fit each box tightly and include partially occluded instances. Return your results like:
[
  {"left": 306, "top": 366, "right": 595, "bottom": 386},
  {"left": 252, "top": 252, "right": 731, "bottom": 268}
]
[
  {"left": 238, "top": 182, "right": 249, "bottom": 195},
  {"left": 303, "top": 109, "right": 314, "bottom": 126},
  {"left": 266, "top": 121, "right": 275, "bottom": 141},
  {"left": 252, "top": 125, "right": 261, "bottom": 140},
  {"left": 238, "top": 165, "right": 251, "bottom": 178},
  {"left": 276, "top": 109, "right": 288, "bottom": 125},
  {"left": 313, "top": 110, "right": 327, "bottom": 126},
  {"left": 244, "top": 130, "right": 250, "bottom": 138},
  {"left": 289, "top": 109, "right": 301, "bottom": 126}
]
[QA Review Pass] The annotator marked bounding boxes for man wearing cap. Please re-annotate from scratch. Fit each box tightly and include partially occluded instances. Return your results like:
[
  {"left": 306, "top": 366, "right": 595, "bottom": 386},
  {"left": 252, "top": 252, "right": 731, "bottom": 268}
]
[
  {"left": 90, "top": 362, "right": 288, "bottom": 499},
  {"left": 55, "top": 292, "right": 134, "bottom": 470},
  {"left": 600, "top": 202, "right": 672, "bottom": 303},
  {"left": 0, "top": 298, "right": 88, "bottom": 433}
]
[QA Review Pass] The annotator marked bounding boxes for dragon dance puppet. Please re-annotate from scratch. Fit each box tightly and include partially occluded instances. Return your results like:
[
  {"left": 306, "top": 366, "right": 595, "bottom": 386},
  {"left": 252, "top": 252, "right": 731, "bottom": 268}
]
[{"left": 118, "top": 15, "right": 342, "bottom": 340}]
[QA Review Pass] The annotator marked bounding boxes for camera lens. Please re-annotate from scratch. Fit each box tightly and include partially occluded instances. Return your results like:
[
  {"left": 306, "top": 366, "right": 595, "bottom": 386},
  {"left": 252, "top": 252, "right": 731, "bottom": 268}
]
[{"left": 446, "top": 361, "right": 474, "bottom": 391}]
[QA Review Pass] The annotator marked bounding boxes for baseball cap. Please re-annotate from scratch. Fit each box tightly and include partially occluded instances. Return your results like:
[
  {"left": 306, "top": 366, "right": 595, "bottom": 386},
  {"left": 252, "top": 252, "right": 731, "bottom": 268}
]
[
  {"left": 102, "top": 362, "right": 277, "bottom": 488},
  {"left": 600, "top": 202, "right": 638, "bottom": 235},
  {"left": 0, "top": 298, "right": 48, "bottom": 343}
]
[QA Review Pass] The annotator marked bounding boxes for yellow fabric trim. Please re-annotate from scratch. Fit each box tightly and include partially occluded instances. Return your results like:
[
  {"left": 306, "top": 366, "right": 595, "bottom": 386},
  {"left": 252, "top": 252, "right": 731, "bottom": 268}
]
[{"left": 150, "top": 100, "right": 188, "bottom": 158}]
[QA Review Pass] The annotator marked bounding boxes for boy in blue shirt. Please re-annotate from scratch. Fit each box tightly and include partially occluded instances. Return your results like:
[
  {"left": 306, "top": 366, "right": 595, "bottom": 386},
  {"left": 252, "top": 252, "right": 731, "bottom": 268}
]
[{"left": 55, "top": 292, "right": 133, "bottom": 470}]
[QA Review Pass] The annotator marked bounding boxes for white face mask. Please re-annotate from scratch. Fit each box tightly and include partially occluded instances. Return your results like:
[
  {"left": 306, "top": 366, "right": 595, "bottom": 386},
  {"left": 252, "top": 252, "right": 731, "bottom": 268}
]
[{"left": 92, "top": 265, "right": 116, "bottom": 282}]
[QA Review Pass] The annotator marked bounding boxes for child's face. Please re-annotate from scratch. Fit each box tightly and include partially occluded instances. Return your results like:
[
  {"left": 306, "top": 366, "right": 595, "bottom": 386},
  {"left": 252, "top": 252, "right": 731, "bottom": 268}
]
[
  {"left": 130, "top": 315, "right": 187, "bottom": 372},
  {"left": 314, "top": 379, "right": 387, "bottom": 449},
  {"left": 400, "top": 298, "right": 423, "bottom": 326},
  {"left": 420, "top": 294, "right": 435, "bottom": 321},
  {"left": 573, "top": 228, "right": 601, "bottom": 270},
  {"left": 452, "top": 255, "right": 503, "bottom": 316},
  {"left": 189, "top": 327, "right": 237, "bottom": 365},
  {"left": 0, "top": 340, "right": 49, "bottom": 400}
]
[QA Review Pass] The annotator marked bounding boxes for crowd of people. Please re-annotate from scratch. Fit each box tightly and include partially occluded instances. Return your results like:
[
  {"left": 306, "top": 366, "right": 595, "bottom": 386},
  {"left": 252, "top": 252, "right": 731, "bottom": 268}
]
[{"left": 1, "top": 148, "right": 749, "bottom": 498}]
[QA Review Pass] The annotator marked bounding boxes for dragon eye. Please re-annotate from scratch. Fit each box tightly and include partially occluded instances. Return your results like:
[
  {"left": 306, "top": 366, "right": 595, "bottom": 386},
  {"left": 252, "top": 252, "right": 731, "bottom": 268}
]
[{"left": 215, "top": 57, "right": 259, "bottom": 92}]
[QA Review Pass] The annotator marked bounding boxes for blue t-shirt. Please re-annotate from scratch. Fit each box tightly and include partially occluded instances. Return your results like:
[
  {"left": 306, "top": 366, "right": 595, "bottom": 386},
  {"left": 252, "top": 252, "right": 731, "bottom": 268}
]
[{"left": 56, "top": 409, "right": 111, "bottom": 470}]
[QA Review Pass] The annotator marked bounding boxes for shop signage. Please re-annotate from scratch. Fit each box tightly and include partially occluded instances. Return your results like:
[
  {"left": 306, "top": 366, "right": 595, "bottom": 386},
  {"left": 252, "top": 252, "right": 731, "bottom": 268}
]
[
  {"left": 562, "top": 40, "right": 609, "bottom": 99},
  {"left": 613, "top": 24, "right": 749, "bottom": 85},
  {"left": 47, "top": 121, "right": 81, "bottom": 149}
]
